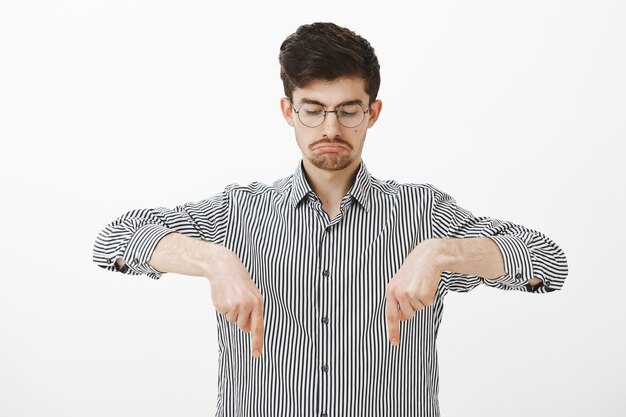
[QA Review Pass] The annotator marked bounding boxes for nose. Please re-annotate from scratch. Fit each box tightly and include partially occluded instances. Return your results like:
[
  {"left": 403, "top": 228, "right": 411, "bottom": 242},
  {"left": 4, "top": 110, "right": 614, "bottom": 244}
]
[{"left": 320, "top": 111, "right": 343, "bottom": 137}]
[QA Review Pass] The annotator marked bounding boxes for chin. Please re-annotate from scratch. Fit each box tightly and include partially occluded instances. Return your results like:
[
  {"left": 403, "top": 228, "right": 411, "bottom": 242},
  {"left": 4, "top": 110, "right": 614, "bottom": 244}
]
[{"left": 310, "top": 155, "right": 356, "bottom": 171}]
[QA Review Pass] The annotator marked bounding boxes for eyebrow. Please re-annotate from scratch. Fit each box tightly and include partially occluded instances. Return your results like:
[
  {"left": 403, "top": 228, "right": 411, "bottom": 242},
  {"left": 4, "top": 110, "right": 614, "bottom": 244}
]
[{"left": 297, "top": 98, "right": 365, "bottom": 107}]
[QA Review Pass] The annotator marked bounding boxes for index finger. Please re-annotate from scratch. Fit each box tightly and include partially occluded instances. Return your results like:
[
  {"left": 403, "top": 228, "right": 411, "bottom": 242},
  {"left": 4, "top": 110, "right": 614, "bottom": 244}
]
[
  {"left": 250, "top": 301, "right": 265, "bottom": 358},
  {"left": 386, "top": 294, "right": 400, "bottom": 346}
]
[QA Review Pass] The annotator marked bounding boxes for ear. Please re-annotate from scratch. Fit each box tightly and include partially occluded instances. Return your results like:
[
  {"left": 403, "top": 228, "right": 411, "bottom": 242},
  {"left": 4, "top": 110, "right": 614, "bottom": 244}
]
[
  {"left": 280, "top": 97, "right": 295, "bottom": 127},
  {"left": 366, "top": 99, "right": 383, "bottom": 128}
]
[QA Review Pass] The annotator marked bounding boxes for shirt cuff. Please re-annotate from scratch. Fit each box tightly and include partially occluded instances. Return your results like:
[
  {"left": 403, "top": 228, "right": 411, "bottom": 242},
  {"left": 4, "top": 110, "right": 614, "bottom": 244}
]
[
  {"left": 487, "top": 235, "right": 536, "bottom": 290},
  {"left": 122, "top": 224, "right": 174, "bottom": 279}
]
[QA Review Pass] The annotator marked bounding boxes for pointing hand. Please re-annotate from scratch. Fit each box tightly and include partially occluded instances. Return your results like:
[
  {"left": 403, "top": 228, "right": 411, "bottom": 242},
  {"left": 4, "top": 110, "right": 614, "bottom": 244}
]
[
  {"left": 386, "top": 240, "right": 442, "bottom": 346},
  {"left": 206, "top": 245, "right": 265, "bottom": 357}
]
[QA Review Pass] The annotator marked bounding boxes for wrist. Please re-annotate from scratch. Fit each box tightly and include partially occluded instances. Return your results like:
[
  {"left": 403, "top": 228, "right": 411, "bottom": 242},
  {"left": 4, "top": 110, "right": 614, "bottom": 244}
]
[
  {"left": 198, "top": 241, "right": 222, "bottom": 280},
  {"left": 411, "top": 238, "right": 458, "bottom": 273},
  {"left": 415, "top": 238, "right": 456, "bottom": 273}
]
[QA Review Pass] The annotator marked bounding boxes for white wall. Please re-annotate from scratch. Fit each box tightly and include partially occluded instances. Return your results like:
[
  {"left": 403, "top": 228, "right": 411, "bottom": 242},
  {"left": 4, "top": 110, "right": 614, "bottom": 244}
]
[{"left": 1, "top": 1, "right": 624, "bottom": 416}]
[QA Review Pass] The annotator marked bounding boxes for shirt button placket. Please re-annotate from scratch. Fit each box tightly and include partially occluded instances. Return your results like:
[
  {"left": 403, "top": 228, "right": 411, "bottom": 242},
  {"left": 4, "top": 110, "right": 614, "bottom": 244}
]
[
  {"left": 320, "top": 265, "right": 330, "bottom": 415},
  {"left": 319, "top": 225, "right": 332, "bottom": 416}
]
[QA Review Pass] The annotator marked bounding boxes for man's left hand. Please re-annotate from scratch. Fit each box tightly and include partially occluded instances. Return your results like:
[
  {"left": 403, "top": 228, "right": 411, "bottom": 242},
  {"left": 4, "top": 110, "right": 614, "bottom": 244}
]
[{"left": 385, "top": 239, "right": 444, "bottom": 346}]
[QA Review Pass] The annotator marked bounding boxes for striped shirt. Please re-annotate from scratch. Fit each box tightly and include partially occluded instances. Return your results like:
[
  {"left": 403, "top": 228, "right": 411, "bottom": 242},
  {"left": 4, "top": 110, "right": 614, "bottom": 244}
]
[{"left": 93, "top": 162, "right": 568, "bottom": 417}]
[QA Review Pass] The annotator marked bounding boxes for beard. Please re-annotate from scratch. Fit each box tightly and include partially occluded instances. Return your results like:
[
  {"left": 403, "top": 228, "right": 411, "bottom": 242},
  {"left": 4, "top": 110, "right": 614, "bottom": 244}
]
[
  {"left": 306, "top": 138, "right": 357, "bottom": 171},
  {"left": 308, "top": 153, "right": 355, "bottom": 171}
]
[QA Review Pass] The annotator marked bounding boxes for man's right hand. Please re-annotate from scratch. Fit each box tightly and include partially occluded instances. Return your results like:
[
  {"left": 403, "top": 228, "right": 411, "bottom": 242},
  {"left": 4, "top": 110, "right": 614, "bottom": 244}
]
[
  {"left": 144, "top": 233, "right": 264, "bottom": 358},
  {"left": 204, "top": 244, "right": 265, "bottom": 358}
]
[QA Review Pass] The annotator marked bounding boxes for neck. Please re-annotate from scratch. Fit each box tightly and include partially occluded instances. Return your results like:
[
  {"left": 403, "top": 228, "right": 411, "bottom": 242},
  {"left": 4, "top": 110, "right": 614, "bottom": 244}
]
[{"left": 302, "top": 158, "right": 361, "bottom": 218}]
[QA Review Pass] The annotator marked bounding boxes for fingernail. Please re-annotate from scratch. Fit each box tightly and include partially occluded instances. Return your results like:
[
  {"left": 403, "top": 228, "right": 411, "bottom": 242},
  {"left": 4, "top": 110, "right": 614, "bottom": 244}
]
[
  {"left": 253, "top": 349, "right": 261, "bottom": 358},
  {"left": 391, "top": 338, "right": 399, "bottom": 345}
]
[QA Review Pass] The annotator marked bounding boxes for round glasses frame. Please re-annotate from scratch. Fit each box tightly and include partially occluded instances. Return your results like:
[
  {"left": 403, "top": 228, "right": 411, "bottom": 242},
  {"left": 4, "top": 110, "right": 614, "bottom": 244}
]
[{"left": 291, "top": 101, "right": 370, "bottom": 128}]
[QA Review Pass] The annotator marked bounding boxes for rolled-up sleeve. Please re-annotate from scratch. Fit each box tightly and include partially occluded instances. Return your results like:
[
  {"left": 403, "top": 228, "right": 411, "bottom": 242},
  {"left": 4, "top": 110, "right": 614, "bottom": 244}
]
[
  {"left": 92, "top": 191, "right": 231, "bottom": 279},
  {"left": 430, "top": 186, "right": 568, "bottom": 293}
]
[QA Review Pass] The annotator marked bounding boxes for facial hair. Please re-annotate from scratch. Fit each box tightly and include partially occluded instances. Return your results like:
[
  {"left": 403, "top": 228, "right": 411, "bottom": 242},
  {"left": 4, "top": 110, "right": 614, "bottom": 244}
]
[{"left": 307, "top": 138, "right": 355, "bottom": 171}]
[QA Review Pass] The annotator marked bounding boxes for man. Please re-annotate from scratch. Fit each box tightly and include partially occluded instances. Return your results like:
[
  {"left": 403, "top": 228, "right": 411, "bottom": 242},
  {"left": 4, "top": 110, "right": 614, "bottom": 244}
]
[{"left": 93, "top": 22, "right": 568, "bottom": 417}]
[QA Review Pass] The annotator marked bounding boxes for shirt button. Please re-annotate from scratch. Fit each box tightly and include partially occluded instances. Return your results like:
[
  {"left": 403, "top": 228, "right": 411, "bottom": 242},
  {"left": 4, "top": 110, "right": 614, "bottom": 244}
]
[
  {"left": 321, "top": 316, "right": 329, "bottom": 324},
  {"left": 321, "top": 365, "right": 328, "bottom": 372},
  {"left": 515, "top": 273, "right": 522, "bottom": 279},
  {"left": 322, "top": 270, "right": 330, "bottom": 277}
]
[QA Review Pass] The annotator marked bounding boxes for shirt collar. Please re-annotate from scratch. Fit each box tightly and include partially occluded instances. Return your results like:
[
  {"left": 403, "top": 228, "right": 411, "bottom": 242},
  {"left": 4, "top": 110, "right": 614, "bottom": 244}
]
[
  {"left": 289, "top": 161, "right": 372, "bottom": 212},
  {"left": 289, "top": 162, "right": 314, "bottom": 207},
  {"left": 348, "top": 162, "right": 372, "bottom": 212}
]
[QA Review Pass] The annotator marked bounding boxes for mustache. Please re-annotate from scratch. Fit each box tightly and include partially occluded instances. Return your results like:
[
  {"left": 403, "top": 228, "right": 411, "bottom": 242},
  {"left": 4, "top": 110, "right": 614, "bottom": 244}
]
[{"left": 309, "top": 138, "right": 353, "bottom": 150}]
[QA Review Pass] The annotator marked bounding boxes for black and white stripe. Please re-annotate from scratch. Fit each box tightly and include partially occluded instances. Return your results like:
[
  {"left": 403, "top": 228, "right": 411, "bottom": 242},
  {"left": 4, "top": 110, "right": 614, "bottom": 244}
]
[{"left": 93, "top": 162, "right": 568, "bottom": 417}]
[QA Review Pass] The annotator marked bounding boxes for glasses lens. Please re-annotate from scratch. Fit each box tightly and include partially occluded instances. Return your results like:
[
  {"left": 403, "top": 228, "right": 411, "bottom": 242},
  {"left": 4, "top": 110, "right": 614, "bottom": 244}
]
[
  {"left": 298, "top": 103, "right": 325, "bottom": 127},
  {"left": 296, "top": 103, "right": 367, "bottom": 128},
  {"left": 336, "top": 104, "right": 365, "bottom": 128}
]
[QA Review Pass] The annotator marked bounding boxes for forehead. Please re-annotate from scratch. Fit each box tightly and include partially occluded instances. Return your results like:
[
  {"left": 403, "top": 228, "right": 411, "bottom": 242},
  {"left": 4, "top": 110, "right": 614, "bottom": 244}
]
[{"left": 292, "top": 77, "right": 369, "bottom": 105}]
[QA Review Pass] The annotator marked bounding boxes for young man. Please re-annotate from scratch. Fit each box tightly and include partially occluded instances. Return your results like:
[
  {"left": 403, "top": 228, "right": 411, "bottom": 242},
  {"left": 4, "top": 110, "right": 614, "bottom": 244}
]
[{"left": 93, "top": 22, "right": 568, "bottom": 417}]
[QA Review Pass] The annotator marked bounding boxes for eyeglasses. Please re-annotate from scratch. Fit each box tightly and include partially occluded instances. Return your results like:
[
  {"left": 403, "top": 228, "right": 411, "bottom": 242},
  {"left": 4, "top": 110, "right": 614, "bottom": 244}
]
[{"left": 291, "top": 101, "right": 370, "bottom": 128}]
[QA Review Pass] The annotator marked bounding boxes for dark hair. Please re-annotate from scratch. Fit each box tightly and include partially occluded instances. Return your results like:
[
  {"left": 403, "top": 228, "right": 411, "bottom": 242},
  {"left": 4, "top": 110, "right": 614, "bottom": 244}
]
[{"left": 279, "top": 22, "right": 381, "bottom": 104}]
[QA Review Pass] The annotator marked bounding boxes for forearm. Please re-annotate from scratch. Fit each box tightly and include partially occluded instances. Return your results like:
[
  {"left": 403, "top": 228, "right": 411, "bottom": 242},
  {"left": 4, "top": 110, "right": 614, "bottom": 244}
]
[
  {"left": 420, "top": 237, "right": 541, "bottom": 286},
  {"left": 148, "top": 233, "right": 218, "bottom": 277},
  {"left": 93, "top": 192, "right": 230, "bottom": 278},
  {"left": 116, "top": 233, "right": 217, "bottom": 278},
  {"left": 425, "top": 237, "right": 540, "bottom": 285},
  {"left": 427, "top": 237, "right": 503, "bottom": 279}
]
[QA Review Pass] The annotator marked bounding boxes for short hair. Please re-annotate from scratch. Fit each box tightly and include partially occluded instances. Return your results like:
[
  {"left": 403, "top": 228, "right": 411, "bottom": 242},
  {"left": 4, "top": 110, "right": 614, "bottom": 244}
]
[{"left": 279, "top": 22, "right": 381, "bottom": 104}]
